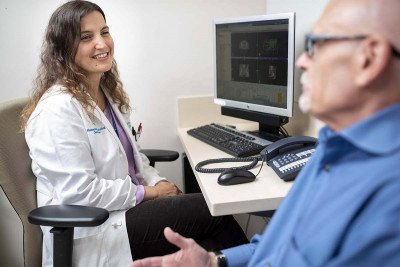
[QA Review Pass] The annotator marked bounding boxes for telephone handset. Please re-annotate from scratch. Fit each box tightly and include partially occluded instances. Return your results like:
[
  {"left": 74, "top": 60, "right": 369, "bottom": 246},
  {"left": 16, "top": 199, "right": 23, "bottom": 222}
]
[{"left": 261, "top": 136, "right": 318, "bottom": 182}]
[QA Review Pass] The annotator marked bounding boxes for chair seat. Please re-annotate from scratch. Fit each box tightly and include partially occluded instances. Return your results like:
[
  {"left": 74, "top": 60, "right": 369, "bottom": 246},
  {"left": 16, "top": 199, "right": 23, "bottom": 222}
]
[{"left": 28, "top": 205, "right": 109, "bottom": 227}]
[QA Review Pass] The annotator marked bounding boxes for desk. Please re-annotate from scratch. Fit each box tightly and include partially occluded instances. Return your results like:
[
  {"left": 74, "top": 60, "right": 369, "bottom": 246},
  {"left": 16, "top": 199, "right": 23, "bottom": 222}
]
[
  {"left": 178, "top": 128, "right": 293, "bottom": 216},
  {"left": 177, "top": 96, "right": 294, "bottom": 216}
]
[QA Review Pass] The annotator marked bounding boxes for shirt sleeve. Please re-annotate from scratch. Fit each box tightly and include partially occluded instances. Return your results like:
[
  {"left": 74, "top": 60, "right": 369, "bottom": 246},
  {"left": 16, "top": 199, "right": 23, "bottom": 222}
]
[
  {"left": 135, "top": 185, "right": 145, "bottom": 204},
  {"left": 222, "top": 234, "right": 261, "bottom": 267}
]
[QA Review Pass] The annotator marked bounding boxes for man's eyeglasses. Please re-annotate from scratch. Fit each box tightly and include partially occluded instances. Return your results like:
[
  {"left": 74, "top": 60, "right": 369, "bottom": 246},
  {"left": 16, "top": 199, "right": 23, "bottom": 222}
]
[{"left": 305, "top": 34, "right": 400, "bottom": 59}]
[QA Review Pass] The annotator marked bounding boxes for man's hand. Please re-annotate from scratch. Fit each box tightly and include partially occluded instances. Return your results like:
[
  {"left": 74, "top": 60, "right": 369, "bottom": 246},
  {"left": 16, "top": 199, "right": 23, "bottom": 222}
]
[{"left": 130, "top": 227, "right": 216, "bottom": 267}]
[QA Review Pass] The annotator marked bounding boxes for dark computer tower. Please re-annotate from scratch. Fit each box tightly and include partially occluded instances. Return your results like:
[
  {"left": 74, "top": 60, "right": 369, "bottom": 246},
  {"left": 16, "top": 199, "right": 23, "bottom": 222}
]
[{"left": 182, "top": 153, "right": 201, "bottom": 194}]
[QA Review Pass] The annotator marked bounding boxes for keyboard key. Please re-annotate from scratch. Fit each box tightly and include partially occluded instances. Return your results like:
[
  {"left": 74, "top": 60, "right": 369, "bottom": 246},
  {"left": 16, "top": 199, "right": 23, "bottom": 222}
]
[{"left": 187, "top": 124, "right": 272, "bottom": 157}]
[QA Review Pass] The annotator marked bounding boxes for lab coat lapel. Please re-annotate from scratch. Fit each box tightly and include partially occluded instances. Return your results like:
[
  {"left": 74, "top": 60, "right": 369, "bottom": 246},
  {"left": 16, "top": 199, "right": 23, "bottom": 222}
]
[
  {"left": 102, "top": 91, "right": 144, "bottom": 174},
  {"left": 92, "top": 104, "right": 121, "bottom": 143},
  {"left": 88, "top": 95, "right": 128, "bottom": 164}
]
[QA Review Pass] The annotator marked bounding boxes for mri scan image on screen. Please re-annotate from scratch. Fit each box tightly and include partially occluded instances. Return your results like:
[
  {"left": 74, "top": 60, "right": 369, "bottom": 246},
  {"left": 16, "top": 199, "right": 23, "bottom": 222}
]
[{"left": 213, "top": 13, "right": 295, "bottom": 138}]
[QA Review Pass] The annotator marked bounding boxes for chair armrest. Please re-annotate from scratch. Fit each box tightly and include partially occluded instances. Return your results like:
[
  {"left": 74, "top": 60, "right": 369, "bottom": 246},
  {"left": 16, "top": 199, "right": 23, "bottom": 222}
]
[
  {"left": 140, "top": 149, "right": 179, "bottom": 167},
  {"left": 28, "top": 205, "right": 109, "bottom": 227}
]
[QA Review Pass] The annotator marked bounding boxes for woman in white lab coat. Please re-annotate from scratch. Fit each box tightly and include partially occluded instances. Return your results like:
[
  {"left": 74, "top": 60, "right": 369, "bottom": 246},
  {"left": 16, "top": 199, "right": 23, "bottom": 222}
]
[{"left": 20, "top": 1, "right": 247, "bottom": 266}]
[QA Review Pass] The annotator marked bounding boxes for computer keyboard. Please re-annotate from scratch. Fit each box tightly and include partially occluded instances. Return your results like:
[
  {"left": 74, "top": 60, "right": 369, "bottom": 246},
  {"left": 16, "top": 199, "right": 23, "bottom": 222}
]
[{"left": 187, "top": 123, "right": 272, "bottom": 157}]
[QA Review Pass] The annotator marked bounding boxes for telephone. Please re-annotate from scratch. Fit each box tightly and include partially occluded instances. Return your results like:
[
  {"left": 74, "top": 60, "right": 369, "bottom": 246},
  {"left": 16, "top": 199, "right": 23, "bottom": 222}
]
[{"left": 261, "top": 136, "right": 318, "bottom": 182}]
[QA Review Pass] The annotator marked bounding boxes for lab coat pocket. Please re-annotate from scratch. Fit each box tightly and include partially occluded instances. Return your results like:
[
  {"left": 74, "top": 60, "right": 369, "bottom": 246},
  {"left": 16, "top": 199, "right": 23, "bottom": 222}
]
[
  {"left": 102, "top": 215, "right": 133, "bottom": 266},
  {"left": 72, "top": 231, "right": 109, "bottom": 267}
]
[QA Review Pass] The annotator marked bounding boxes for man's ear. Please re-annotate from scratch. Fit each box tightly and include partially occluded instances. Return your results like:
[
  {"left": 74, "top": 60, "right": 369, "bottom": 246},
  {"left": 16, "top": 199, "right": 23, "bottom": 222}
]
[{"left": 354, "top": 35, "right": 392, "bottom": 87}]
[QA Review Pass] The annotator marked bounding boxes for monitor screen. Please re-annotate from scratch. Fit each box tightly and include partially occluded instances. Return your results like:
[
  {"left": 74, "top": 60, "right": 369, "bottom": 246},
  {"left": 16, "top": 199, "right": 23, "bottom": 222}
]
[{"left": 214, "top": 13, "right": 295, "bottom": 119}]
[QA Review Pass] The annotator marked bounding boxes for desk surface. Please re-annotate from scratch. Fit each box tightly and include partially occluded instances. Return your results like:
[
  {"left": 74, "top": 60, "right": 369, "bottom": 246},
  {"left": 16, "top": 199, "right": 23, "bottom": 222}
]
[{"left": 178, "top": 127, "right": 293, "bottom": 216}]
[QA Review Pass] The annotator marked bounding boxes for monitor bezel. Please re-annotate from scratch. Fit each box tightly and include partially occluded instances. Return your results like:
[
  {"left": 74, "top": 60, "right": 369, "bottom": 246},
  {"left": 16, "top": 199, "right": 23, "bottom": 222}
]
[{"left": 213, "top": 12, "right": 295, "bottom": 118}]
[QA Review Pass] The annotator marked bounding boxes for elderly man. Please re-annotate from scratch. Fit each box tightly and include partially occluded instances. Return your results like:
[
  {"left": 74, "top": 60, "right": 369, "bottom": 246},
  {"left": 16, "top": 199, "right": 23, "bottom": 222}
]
[{"left": 132, "top": 0, "right": 400, "bottom": 266}]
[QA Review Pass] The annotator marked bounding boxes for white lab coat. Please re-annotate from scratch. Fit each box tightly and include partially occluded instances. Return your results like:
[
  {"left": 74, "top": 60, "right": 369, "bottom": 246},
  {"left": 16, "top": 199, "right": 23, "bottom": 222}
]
[{"left": 25, "top": 85, "right": 166, "bottom": 266}]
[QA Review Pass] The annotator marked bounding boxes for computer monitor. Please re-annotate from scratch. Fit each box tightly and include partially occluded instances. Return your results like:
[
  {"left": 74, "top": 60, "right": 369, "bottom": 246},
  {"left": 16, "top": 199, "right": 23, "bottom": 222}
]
[{"left": 214, "top": 13, "right": 295, "bottom": 140}]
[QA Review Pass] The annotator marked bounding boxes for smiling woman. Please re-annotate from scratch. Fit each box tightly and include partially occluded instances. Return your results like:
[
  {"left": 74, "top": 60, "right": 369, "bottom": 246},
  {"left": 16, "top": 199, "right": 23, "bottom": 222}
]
[
  {"left": 74, "top": 10, "right": 115, "bottom": 111},
  {"left": 75, "top": 11, "right": 114, "bottom": 81},
  {"left": 20, "top": 0, "right": 129, "bottom": 124},
  {"left": 19, "top": 1, "right": 248, "bottom": 266}
]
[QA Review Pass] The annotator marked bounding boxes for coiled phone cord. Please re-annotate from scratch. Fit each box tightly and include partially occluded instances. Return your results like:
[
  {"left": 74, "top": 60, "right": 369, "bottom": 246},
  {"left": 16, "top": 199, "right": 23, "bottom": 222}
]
[{"left": 195, "top": 156, "right": 263, "bottom": 174}]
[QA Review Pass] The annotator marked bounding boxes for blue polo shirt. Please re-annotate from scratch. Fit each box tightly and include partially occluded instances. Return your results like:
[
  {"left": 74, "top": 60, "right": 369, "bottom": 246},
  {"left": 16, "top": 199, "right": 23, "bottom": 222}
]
[{"left": 223, "top": 104, "right": 400, "bottom": 267}]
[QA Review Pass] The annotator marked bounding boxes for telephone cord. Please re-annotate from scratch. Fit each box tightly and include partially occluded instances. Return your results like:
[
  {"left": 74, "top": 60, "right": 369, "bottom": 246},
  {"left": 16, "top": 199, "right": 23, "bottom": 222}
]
[{"left": 195, "top": 156, "right": 263, "bottom": 174}]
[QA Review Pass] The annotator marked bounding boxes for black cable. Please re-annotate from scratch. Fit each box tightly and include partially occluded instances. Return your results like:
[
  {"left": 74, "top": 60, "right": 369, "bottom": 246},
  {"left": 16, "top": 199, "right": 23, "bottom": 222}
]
[
  {"left": 279, "top": 126, "right": 289, "bottom": 137},
  {"left": 195, "top": 156, "right": 262, "bottom": 173},
  {"left": 255, "top": 160, "right": 264, "bottom": 177}
]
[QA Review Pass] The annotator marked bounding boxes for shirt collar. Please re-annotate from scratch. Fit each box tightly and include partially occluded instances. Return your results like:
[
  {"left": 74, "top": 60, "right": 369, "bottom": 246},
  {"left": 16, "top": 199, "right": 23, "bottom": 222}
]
[{"left": 319, "top": 104, "right": 400, "bottom": 155}]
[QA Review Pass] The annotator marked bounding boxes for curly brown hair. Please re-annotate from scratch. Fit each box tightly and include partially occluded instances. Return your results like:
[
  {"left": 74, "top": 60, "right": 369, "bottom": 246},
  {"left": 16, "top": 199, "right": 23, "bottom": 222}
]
[{"left": 20, "top": 0, "right": 130, "bottom": 131}]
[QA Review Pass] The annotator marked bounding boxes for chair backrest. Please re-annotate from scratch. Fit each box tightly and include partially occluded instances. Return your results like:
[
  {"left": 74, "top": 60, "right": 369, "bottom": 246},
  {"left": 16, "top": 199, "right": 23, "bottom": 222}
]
[{"left": 0, "top": 98, "right": 42, "bottom": 267}]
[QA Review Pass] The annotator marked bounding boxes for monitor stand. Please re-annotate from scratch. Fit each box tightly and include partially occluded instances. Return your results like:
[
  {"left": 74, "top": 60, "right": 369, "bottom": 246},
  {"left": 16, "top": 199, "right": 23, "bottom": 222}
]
[
  {"left": 250, "top": 123, "right": 284, "bottom": 142},
  {"left": 221, "top": 106, "right": 288, "bottom": 142}
]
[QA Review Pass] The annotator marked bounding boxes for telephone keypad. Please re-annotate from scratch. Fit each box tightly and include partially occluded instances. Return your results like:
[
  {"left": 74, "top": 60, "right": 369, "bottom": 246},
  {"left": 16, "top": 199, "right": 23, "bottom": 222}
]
[{"left": 270, "top": 148, "right": 316, "bottom": 181}]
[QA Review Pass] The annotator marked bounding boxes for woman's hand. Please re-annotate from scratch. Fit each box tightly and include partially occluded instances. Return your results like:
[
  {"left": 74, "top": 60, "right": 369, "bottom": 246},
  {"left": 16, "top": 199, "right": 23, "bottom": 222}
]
[
  {"left": 155, "top": 181, "right": 182, "bottom": 197},
  {"left": 144, "top": 181, "right": 182, "bottom": 201}
]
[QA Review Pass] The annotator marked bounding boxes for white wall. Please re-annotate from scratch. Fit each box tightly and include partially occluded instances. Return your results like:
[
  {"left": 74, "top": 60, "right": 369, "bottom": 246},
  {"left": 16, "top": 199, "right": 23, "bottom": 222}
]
[
  {"left": 0, "top": 1, "right": 332, "bottom": 265},
  {"left": 0, "top": 0, "right": 266, "bottom": 189},
  {"left": 0, "top": 0, "right": 330, "bottom": 187},
  {"left": 0, "top": 1, "right": 266, "bottom": 265},
  {"left": 109, "top": 0, "right": 267, "bottom": 188}
]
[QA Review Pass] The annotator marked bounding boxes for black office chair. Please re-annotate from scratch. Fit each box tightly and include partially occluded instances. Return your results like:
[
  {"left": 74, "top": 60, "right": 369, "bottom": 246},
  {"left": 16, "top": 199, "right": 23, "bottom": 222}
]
[
  {"left": 141, "top": 149, "right": 179, "bottom": 167},
  {"left": 0, "top": 98, "right": 179, "bottom": 267}
]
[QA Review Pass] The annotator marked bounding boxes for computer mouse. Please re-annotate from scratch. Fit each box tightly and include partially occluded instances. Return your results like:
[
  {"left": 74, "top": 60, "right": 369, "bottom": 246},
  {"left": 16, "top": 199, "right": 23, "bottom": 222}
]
[{"left": 218, "top": 169, "right": 256, "bottom": 186}]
